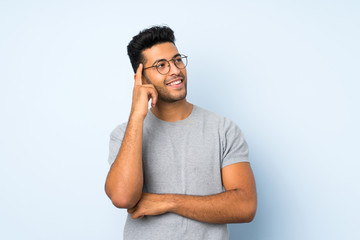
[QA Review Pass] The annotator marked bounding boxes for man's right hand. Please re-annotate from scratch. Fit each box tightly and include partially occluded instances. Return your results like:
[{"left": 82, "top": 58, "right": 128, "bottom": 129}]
[{"left": 130, "top": 64, "right": 158, "bottom": 119}]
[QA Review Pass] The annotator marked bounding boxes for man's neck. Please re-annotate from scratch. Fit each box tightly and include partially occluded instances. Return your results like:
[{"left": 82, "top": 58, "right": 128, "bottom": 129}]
[{"left": 150, "top": 99, "right": 193, "bottom": 122}]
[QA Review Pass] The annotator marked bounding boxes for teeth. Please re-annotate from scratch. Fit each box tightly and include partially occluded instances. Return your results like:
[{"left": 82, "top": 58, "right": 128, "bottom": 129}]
[{"left": 168, "top": 80, "right": 181, "bottom": 86}]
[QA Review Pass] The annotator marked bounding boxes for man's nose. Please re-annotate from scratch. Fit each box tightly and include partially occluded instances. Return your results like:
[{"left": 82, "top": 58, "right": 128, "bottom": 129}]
[{"left": 168, "top": 60, "right": 181, "bottom": 75}]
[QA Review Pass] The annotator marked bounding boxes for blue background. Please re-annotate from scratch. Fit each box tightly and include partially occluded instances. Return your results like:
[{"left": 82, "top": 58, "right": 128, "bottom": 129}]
[{"left": 1, "top": 0, "right": 359, "bottom": 239}]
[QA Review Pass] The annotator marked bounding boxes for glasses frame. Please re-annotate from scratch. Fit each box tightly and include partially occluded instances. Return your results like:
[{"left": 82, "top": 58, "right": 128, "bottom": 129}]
[{"left": 143, "top": 54, "right": 188, "bottom": 75}]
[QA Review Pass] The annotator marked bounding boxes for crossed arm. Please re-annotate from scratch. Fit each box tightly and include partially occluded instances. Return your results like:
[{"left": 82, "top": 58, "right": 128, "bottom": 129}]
[{"left": 127, "top": 162, "right": 257, "bottom": 224}]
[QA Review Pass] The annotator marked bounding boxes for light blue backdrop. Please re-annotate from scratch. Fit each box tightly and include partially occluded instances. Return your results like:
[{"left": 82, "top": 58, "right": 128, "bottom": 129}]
[{"left": 1, "top": 1, "right": 359, "bottom": 239}]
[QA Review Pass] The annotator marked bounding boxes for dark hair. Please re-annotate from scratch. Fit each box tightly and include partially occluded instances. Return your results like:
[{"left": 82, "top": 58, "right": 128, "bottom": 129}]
[{"left": 127, "top": 25, "right": 176, "bottom": 73}]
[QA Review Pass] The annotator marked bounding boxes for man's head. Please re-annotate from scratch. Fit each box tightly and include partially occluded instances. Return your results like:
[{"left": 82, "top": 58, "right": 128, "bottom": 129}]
[
  {"left": 127, "top": 26, "right": 176, "bottom": 73},
  {"left": 127, "top": 26, "right": 188, "bottom": 103}
]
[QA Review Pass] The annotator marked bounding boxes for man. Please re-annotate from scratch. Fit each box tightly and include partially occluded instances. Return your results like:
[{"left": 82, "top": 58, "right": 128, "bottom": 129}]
[{"left": 105, "top": 26, "right": 257, "bottom": 240}]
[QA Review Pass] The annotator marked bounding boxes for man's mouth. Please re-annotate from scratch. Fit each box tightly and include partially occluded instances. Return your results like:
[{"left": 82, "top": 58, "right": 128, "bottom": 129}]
[{"left": 166, "top": 77, "right": 184, "bottom": 88}]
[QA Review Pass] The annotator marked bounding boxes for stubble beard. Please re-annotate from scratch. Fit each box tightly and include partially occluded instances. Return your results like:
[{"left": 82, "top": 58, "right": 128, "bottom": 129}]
[{"left": 145, "top": 74, "right": 187, "bottom": 103}]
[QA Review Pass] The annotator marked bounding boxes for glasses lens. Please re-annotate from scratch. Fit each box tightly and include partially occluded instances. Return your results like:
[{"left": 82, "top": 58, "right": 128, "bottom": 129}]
[
  {"left": 174, "top": 55, "right": 187, "bottom": 69},
  {"left": 156, "top": 60, "right": 169, "bottom": 75}
]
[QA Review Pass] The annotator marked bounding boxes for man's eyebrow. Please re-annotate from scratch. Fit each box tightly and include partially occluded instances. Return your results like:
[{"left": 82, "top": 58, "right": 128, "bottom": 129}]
[{"left": 152, "top": 53, "right": 181, "bottom": 65}]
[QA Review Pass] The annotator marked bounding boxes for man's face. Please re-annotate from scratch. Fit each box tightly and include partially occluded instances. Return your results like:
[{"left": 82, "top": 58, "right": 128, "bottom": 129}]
[{"left": 142, "top": 42, "right": 187, "bottom": 103}]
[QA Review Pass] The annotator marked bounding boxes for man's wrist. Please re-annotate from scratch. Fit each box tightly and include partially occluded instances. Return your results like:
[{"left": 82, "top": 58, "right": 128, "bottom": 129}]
[
  {"left": 129, "top": 112, "right": 146, "bottom": 123},
  {"left": 164, "top": 194, "right": 181, "bottom": 213}
]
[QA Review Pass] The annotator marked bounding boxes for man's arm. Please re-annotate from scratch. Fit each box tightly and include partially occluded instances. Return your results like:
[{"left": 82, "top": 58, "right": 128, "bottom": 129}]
[
  {"left": 127, "top": 162, "right": 257, "bottom": 223},
  {"left": 104, "top": 64, "right": 158, "bottom": 209}
]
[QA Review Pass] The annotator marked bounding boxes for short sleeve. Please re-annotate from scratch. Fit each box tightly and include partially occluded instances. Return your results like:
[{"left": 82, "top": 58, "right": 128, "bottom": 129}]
[
  {"left": 108, "top": 122, "right": 127, "bottom": 166},
  {"left": 221, "top": 118, "right": 249, "bottom": 168}
]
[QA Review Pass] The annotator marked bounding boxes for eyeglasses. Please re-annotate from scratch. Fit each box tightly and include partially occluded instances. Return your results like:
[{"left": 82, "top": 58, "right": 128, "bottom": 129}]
[{"left": 143, "top": 54, "right": 188, "bottom": 75}]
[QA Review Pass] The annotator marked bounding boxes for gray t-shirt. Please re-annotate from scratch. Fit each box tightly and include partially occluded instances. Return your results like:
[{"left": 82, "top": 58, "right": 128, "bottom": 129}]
[{"left": 108, "top": 104, "right": 249, "bottom": 240}]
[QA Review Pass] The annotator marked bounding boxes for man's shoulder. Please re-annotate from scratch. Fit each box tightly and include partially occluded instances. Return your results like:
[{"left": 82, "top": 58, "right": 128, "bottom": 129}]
[
  {"left": 194, "top": 104, "right": 236, "bottom": 128},
  {"left": 195, "top": 104, "right": 223, "bottom": 119},
  {"left": 110, "top": 122, "right": 128, "bottom": 139}
]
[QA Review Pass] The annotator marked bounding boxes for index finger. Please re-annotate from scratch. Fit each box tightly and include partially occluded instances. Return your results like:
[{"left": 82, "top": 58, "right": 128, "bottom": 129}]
[{"left": 134, "top": 63, "right": 143, "bottom": 86}]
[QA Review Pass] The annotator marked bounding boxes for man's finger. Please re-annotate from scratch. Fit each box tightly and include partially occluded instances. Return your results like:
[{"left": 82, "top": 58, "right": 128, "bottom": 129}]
[
  {"left": 144, "top": 86, "right": 158, "bottom": 108},
  {"left": 134, "top": 63, "right": 143, "bottom": 86},
  {"left": 130, "top": 210, "right": 144, "bottom": 219},
  {"left": 149, "top": 88, "right": 158, "bottom": 108}
]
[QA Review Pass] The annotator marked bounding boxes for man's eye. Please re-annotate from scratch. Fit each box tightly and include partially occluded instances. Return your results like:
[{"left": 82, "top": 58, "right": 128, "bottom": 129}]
[
  {"left": 157, "top": 62, "right": 167, "bottom": 69},
  {"left": 175, "top": 58, "right": 183, "bottom": 63}
]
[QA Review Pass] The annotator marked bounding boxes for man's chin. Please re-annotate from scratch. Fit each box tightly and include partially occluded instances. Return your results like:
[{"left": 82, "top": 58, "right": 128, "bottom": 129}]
[{"left": 159, "top": 92, "right": 187, "bottom": 103}]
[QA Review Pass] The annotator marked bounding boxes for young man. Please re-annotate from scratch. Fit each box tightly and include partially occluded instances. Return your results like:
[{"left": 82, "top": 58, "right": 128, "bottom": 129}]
[{"left": 105, "top": 26, "right": 257, "bottom": 240}]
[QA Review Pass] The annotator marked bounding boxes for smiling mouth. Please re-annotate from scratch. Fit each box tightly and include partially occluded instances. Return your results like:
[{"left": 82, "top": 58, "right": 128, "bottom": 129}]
[{"left": 166, "top": 77, "right": 183, "bottom": 86}]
